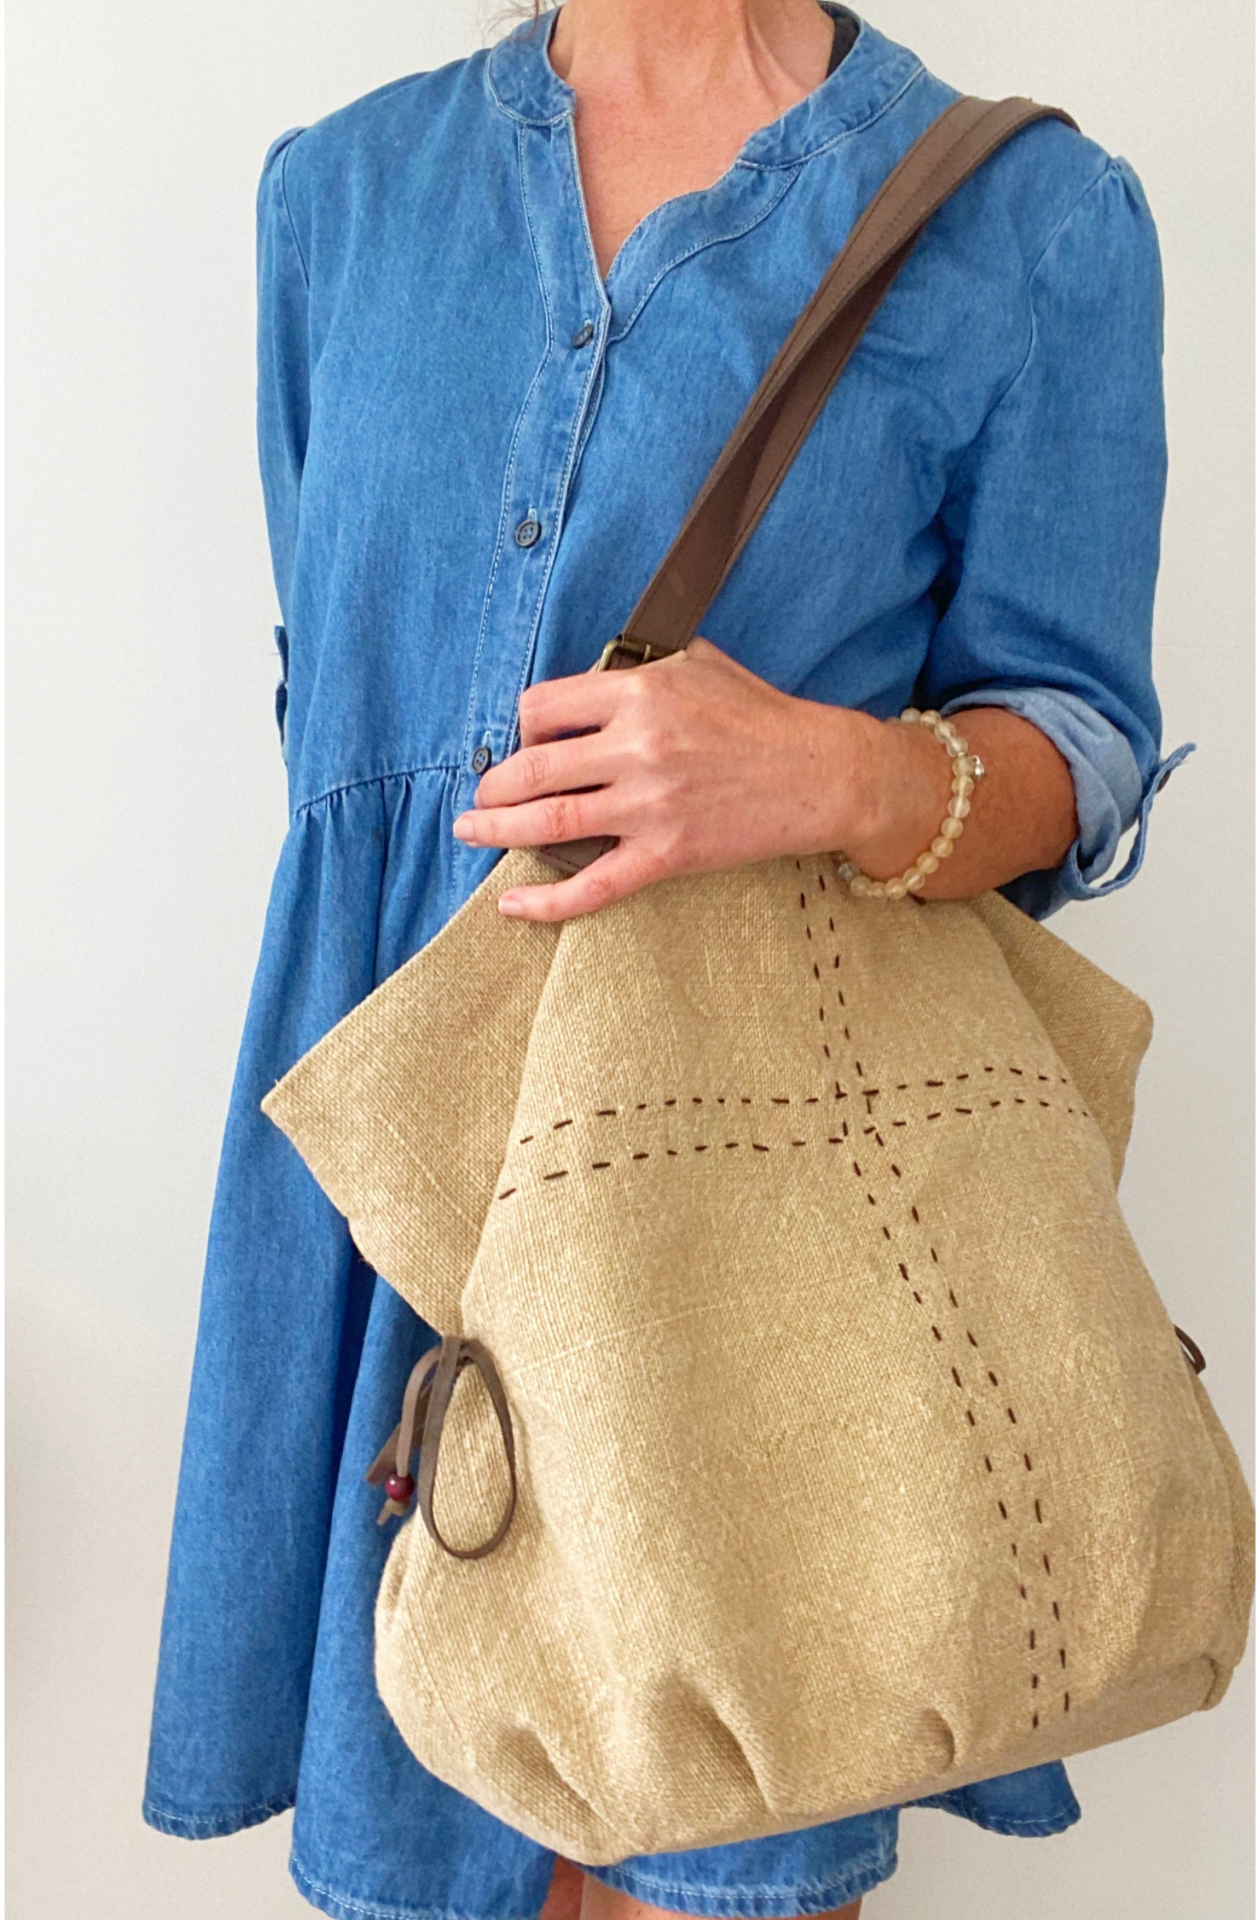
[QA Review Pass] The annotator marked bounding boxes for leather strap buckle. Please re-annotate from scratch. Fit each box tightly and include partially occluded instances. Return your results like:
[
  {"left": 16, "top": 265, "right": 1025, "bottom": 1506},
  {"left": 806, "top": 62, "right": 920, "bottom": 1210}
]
[{"left": 595, "top": 632, "right": 675, "bottom": 672}]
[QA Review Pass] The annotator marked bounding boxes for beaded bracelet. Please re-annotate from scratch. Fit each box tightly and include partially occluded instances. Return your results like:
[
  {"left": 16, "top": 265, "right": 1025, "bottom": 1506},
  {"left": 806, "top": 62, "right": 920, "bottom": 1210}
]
[{"left": 835, "top": 709, "right": 986, "bottom": 899}]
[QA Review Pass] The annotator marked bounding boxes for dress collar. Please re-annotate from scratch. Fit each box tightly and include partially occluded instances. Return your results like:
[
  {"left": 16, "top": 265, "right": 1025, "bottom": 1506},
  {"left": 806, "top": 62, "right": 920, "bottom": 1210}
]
[{"left": 485, "top": 7, "right": 924, "bottom": 167}]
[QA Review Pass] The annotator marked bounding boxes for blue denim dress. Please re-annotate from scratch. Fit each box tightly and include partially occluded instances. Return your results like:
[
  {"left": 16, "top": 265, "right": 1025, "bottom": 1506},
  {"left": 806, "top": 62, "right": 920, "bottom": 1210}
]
[{"left": 144, "top": 9, "right": 1191, "bottom": 1916}]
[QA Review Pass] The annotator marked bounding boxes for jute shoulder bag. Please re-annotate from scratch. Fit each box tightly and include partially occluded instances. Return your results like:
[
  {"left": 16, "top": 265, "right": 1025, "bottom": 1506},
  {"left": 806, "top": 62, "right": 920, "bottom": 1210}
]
[{"left": 263, "top": 97, "right": 1255, "bottom": 1865}]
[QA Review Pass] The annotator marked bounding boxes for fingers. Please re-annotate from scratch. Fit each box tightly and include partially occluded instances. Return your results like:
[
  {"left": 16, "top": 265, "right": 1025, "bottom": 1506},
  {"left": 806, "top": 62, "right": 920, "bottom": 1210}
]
[
  {"left": 515, "top": 669, "right": 629, "bottom": 746},
  {"left": 472, "top": 734, "right": 611, "bottom": 811},
  {"left": 497, "top": 842, "right": 664, "bottom": 922},
  {"left": 454, "top": 786, "right": 619, "bottom": 851}
]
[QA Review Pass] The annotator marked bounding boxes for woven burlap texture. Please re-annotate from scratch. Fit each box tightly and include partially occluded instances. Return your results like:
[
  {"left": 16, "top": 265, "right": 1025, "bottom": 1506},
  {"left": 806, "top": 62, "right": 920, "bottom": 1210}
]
[{"left": 264, "top": 849, "right": 1254, "bottom": 1864}]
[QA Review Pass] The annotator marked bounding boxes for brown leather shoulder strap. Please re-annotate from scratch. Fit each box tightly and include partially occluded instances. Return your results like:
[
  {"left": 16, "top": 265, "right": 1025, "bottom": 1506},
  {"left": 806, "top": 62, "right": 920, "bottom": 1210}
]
[{"left": 620, "top": 94, "right": 1078, "bottom": 655}]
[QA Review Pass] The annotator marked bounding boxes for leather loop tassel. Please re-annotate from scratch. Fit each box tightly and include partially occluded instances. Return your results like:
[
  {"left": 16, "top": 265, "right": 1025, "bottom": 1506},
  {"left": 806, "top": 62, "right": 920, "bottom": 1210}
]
[{"left": 366, "top": 1334, "right": 518, "bottom": 1556}]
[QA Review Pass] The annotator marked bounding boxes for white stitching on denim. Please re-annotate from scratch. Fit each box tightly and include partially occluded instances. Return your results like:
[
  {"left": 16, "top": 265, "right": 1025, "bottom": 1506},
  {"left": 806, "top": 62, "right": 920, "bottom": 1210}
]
[{"left": 292, "top": 1858, "right": 542, "bottom": 1920}]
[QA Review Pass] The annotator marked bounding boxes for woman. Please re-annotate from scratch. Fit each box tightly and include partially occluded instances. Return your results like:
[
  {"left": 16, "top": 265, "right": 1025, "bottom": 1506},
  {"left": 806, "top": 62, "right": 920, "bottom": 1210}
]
[{"left": 145, "top": 3, "right": 1187, "bottom": 1916}]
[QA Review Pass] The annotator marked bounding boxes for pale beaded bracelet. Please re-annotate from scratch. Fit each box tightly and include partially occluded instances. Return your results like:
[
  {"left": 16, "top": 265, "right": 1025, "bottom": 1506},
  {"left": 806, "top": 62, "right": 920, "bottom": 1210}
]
[{"left": 835, "top": 709, "right": 987, "bottom": 900}]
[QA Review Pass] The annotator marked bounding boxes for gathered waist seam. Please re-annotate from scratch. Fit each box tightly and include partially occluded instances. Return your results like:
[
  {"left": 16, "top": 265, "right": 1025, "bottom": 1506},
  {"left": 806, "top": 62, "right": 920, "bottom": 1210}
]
[{"left": 292, "top": 764, "right": 460, "bottom": 822}]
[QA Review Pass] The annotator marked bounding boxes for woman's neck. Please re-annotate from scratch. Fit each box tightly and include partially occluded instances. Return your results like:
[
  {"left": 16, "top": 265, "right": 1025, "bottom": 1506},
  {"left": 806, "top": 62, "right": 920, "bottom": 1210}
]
[
  {"left": 548, "top": 0, "right": 837, "bottom": 277},
  {"left": 549, "top": 0, "right": 836, "bottom": 103}
]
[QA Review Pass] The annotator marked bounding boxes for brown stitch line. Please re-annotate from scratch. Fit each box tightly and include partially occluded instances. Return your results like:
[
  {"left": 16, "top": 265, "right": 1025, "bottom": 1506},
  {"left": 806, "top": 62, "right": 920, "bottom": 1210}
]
[
  {"left": 984, "top": 1455, "right": 992, "bottom": 1470},
  {"left": 948, "top": 1289, "right": 958, "bottom": 1305},
  {"left": 927, "top": 1111, "right": 942, "bottom": 1120},
  {"left": 665, "top": 1098, "right": 677, "bottom": 1107},
  {"left": 596, "top": 1109, "right": 617, "bottom": 1117},
  {"left": 827, "top": 1136, "right": 844, "bottom": 1145},
  {"left": 1029, "top": 1629, "right": 1036, "bottom": 1649},
  {"left": 543, "top": 1170, "right": 568, "bottom": 1181},
  {"left": 497, "top": 1188, "right": 517, "bottom": 1200},
  {"left": 1064, "top": 1692, "right": 1070, "bottom": 1712},
  {"left": 792, "top": 1140, "right": 807, "bottom": 1147},
  {"left": 694, "top": 1143, "right": 709, "bottom": 1152},
  {"left": 632, "top": 1152, "right": 649, "bottom": 1161},
  {"left": 1024, "top": 1452, "right": 1033, "bottom": 1469},
  {"left": 892, "top": 1118, "right": 907, "bottom": 1126},
  {"left": 752, "top": 1143, "right": 770, "bottom": 1152},
  {"left": 692, "top": 1096, "right": 704, "bottom": 1105},
  {"left": 926, "top": 1079, "right": 944, "bottom": 1087},
  {"left": 772, "top": 1096, "right": 790, "bottom": 1105},
  {"left": 998, "top": 1500, "right": 1007, "bottom": 1518},
  {"left": 890, "top": 1163, "right": 901, "bottom": 1176},
  {"left": 1042, "top": 1553, "right": 1052, "bottom": 1573},
  {"left": 1031, "top": 1673, "right": 1039, "bottom": 1689},
  {"left": 725, "top": 1141, "right": 739, "bottom": 1149},
  {"left": 590, "top": 1159, "right": 611, "bottom": 1171},
  {"left": 666, "top": 1149, "right": 678, "bottom": 1157},
  {"left": 806, "top": 1095, "right": 819, "bottom": 1103},
  {"left": 931, "top": 1326, "right": 943, "bottom": 1341},
  {"left": 799, "top": 856, "right": 1055, "bottom": 1716},
  {"left": 553, "top": 1118, "right": 573, "bottom": 1130},
  {"left": 1034, "top": 1498, "right": 1043, "bottom": 1522},
  {"left": 519, "top": 1135, "right": 534, "bottom": 1144},
  {"left": 912, "top": 1290, "right": 922, "bottom": 1302},
  {"left": 1059, "top": 1647, "right": 1066, "bottom": 1666}
]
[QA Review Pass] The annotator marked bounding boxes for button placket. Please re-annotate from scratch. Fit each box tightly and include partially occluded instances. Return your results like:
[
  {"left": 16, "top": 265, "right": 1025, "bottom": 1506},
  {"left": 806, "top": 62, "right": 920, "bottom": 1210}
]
[{"left": 455, "top": 119, "right": 611, "bottom": 821}]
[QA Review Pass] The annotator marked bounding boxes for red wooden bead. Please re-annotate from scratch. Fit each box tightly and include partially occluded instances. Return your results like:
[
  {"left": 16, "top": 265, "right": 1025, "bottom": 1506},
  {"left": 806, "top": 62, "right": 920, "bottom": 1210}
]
[{"left": 384, "top": 1473, "right": 415, "bottom": 1503}]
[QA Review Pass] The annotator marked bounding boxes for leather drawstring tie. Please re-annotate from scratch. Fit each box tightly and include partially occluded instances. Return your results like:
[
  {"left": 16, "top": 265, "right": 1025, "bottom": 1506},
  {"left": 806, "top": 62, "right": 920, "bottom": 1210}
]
[{"left": 366, "top": 1335, "right": 517, "bottom": 1559}]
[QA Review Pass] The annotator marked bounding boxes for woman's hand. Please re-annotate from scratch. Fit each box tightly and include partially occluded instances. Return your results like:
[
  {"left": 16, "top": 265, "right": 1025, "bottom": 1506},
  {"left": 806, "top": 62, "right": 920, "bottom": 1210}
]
[{"left": 452, "top": 638, "right": 1078, "bottom": 921}]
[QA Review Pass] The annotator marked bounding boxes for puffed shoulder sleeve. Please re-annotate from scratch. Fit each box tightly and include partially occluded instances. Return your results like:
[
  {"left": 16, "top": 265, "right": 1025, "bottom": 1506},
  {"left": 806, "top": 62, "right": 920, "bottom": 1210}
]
[
  {"left": 921, "top": 155, "right": 1193, "bottom": 919},
  {"left": 256, "top": 128, "right": 310, "bottom": 631}
]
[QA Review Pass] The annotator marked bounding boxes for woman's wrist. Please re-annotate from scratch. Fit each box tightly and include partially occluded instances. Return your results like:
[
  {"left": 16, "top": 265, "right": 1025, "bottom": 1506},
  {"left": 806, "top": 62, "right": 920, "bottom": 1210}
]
[{"left": 816, "top": 705, "right": 955, "bottom": 878}]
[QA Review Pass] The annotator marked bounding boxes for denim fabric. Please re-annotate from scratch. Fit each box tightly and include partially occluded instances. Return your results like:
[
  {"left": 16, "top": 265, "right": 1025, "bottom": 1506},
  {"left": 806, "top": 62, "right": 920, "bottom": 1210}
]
[{"left": 145, "top": 7, "right": 1180, "bottom": 1912}]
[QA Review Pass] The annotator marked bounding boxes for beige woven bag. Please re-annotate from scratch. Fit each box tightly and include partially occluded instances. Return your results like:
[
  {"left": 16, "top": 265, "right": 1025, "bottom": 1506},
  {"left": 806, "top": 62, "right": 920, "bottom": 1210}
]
[{"left": 263, "top": 98, "right": 1254, "bottom": 1865}]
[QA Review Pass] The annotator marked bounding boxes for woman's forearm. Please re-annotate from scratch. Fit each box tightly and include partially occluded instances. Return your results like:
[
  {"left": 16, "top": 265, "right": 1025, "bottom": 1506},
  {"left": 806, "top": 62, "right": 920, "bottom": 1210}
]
[{"left": 825, "top": 704, "right": 1078, "bottom": 900}]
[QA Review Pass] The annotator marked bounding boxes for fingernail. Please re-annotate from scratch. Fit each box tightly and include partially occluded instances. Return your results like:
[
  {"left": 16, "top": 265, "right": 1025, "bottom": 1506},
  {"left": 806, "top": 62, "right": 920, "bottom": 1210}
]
[
  {"left": 453, "top": 814, "right": 473, "bottom": 840},
  {"left": 498, "top": 893, "right": 525, "bottom": 916}
]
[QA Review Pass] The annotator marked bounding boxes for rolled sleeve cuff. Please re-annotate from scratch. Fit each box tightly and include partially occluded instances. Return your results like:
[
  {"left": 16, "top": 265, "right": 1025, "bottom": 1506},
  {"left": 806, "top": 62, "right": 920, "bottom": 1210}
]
[{"left": 939, "top": 687, "right": 1194, "bottom": 921}]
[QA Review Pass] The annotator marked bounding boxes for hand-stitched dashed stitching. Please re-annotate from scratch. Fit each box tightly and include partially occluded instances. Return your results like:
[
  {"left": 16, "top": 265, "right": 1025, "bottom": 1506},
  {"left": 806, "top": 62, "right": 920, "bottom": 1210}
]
[{"left": 792, "top": 854, "right": 1068, "bottom": 1732}]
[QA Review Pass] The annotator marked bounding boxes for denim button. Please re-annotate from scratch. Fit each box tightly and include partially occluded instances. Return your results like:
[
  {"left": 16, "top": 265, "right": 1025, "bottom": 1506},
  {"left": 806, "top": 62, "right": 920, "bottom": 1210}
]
[
  {"left": 570, "top": 321, "right": 595, "bottom": 348},
  {"left": 471, "top": 744, "right": 492, "bottom": 775},
  {"left": 514, "top": 517, "right": 542, "bottom": 548}
]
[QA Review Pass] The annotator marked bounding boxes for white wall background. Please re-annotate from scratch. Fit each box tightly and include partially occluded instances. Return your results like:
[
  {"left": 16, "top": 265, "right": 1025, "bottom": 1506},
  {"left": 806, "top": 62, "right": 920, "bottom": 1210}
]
[{"left": 7, "top": 0, "right": 1254, "bottom": 1913}]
